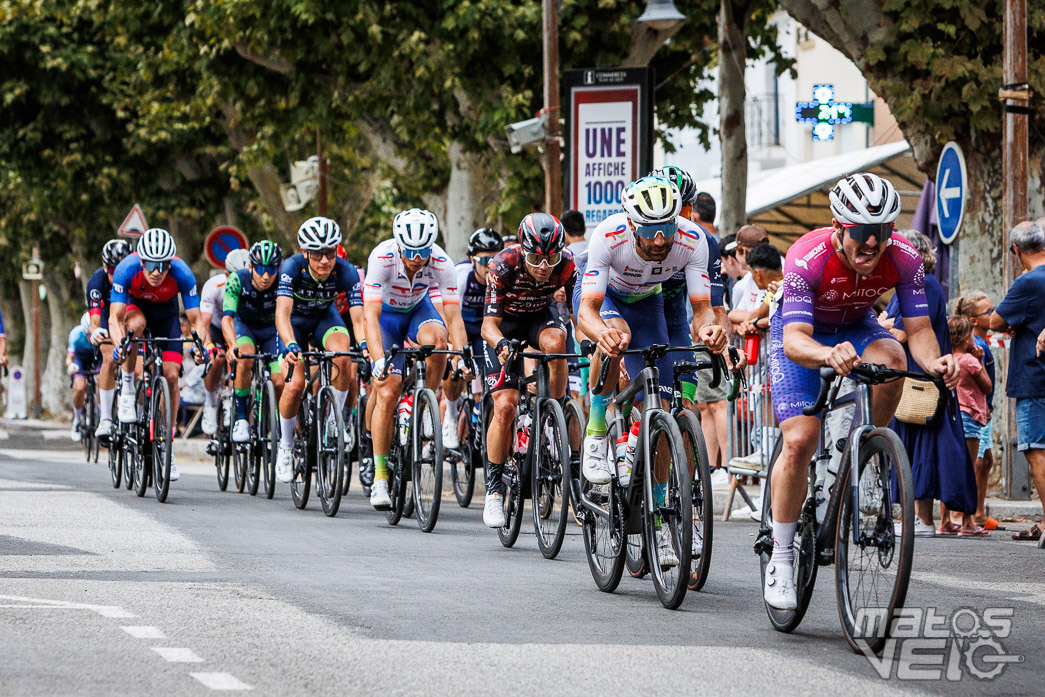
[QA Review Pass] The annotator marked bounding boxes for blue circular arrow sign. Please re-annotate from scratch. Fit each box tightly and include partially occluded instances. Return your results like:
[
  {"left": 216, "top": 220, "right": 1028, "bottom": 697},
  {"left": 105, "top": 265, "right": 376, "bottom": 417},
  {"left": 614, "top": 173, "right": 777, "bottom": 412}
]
[{"left": 935, "top": 141, "right": 966, "bottom": 245}]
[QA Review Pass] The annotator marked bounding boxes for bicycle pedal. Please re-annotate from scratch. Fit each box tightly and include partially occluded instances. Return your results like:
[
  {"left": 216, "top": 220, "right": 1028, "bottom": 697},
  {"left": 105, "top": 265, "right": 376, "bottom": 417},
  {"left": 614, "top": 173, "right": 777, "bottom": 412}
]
[{"left": 205, "top": 442, "right": 218, "bottom": 456}]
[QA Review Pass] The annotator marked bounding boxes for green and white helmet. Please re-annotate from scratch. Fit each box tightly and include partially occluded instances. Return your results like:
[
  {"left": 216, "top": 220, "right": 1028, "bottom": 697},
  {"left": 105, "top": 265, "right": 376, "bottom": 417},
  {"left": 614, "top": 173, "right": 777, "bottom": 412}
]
[{"left": 249, "top": 240, "right": 283, "bottom": 267}]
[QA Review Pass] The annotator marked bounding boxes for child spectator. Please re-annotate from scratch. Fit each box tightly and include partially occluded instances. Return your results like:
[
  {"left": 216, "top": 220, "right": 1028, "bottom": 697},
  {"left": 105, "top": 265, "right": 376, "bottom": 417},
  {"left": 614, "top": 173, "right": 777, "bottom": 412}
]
[{"left": 945, "top": 316, "right": 990, "bottom": 537}]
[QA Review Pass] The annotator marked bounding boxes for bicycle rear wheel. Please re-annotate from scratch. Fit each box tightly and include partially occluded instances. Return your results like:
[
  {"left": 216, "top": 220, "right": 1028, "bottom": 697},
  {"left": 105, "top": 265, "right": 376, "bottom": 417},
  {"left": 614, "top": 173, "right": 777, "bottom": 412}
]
[
  {"left": 412, "top": 388, "right": 443, "bottom": 533},
  {"left": 835, "top": 429, "right": 914, "bottom": 655},
  {"left": 532, "top": 399, "right": 570, "bottom": 559},
  {"left": 758, "top": 437, "right": 818, "bottom": 633},
  {"left": 316, "top": 385, "right": 345, "bottom": 517},
  {"left": 562, "top": 398, "right": 584, "bottom": 522},
  {"left": 450, "top": 397, "right": 476, "bottom": 508},
  {"left": 676, "top": 409, "right": 714, "bottom": 592},
  {"left": 341, "top": 405, "right": 355, "bottom": 497},
  {"left": 124, "top": 427, "right": 135, "bottom": 490},
  {"left": 214, "top": 395, "right": 230, "bottom": 492},
  {"left": 83, "top": 392, "right": 98, "bottom": 462},
  {"left": 642, "top": 411, "right": 692, "bottom": 610},
  {"left": 109, "top": 431, "right": 123, "bottom": 488},
  {"left": 290, "top": 403, "right": 312, "bottom": 510},
  {"left": 386, "top": 439, "right": 408, "bottom": 526},
  {"left": 151, "top": 376, "right": 173, "bottom": 503},
  {"left": 261, "top": 380, "right": 277, "bottom": 499},
  {"left": 133, "top": 383, "right": 149, "bottom": 497}
]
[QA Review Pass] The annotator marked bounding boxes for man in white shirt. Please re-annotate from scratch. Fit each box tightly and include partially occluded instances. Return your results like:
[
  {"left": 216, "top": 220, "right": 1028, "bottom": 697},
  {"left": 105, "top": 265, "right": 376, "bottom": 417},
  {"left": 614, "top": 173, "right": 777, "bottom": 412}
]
[{"left": 726, "top": 225, "right": 770, "bottom": 328}]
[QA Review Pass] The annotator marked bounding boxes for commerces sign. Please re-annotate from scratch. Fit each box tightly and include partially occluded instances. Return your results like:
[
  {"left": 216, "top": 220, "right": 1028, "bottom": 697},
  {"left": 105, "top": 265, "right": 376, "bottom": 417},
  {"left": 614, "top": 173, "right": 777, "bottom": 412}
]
[{"left": 564, "top": 68, "right": 653, "bottom": 231}]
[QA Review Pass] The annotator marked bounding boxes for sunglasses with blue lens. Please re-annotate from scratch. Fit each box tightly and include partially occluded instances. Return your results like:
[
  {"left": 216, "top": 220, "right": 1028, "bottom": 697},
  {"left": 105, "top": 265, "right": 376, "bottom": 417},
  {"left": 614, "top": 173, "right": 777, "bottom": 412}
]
[
  {"left": 401, "top": 246, "right": 433, "bottom": 260},
  {"left": 634, "top": 222, "right": 678, "bottom": 239},
  {"left": 473, "top": 256, "right": 493, "bottom": 267},
  {"left": 143, "top": 260, "right": 170, "bottom": 273},
  {"left": 254, "top": 264, "right": 279, "bottom": 276}
]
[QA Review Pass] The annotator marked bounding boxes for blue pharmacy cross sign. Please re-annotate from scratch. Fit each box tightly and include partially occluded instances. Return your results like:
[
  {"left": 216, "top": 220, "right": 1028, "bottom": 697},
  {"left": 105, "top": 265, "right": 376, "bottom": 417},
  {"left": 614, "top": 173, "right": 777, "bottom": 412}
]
[
  {"left": 795, "top": 84, "right": 874, "bottom": 141},
  {"left": 935, "top": 141, "right": 966, "bottom": 244}
]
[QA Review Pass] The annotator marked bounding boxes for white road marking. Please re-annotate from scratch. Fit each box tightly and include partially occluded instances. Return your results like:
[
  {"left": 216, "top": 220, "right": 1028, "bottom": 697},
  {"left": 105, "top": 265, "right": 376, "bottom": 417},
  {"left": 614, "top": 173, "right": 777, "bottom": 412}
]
[
  {"left": 151, "top": 647, "right": 204, "bottom": 663},
  {"left": 121, "top": 625, "right": 166, "bottom": 639},
  {"left": 0, "top": 594, "right": 134, "bottom": 618},
  {"left": 190, "top": 672, "right": 253, "bottom": 691}
]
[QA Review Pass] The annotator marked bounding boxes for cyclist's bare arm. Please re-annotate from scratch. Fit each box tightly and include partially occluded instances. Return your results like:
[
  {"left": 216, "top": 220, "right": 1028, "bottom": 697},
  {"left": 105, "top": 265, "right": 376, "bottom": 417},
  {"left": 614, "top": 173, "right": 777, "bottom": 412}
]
[
  {"left": 783, "top": 321, "right": 860, "bottom": 376},
  {"left": 577, "top": 296, "right": 626, "bottom": 356},
  {"left": 363, "top": 301, "right": 385, "bottom": 364},
  {"left": 481, "top": 315, "right": 507, "bottom": 363},
  {"left": 348, "top": 306, "right": 366, "bottom": 350},
  {"left": 690, "top": 298, "right": 727, "bottom": 353},
  {"left": 108, "top": 302, "right": 128, "bottom": 346},
  {"left": 221, "top": 315, "right": 237, "bottom": 352},
  {"left": 904, "top": 315, "right": 959, "bottom": 387},
  {"left": 274, "top": 296, "right": 299, "bottom": 366}
]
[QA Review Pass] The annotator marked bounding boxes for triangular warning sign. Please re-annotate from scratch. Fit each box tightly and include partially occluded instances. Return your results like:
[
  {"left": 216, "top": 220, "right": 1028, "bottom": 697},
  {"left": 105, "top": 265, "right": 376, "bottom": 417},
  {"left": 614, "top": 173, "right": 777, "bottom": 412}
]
[{"left": 117, "top": 204, "right": 149, "bottom": 238}]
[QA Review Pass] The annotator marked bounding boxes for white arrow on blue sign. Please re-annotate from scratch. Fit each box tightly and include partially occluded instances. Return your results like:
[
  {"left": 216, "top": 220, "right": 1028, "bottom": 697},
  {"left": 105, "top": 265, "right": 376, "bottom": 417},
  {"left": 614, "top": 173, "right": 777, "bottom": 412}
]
[{"left": 935, "top": 141, "right": 966, "bottom": 245}]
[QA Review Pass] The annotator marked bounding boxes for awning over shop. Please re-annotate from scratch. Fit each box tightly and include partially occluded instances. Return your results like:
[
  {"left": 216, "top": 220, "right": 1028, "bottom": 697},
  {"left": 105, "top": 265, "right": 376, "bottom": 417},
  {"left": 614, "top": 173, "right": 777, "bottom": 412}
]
[{"left": 694, "top": 141, "right": 924, "bottom": 250}]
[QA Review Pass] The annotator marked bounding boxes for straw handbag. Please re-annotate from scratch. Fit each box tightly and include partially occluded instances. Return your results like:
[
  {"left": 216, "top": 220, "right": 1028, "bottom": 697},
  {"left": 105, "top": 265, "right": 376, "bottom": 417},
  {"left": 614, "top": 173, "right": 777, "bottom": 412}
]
[{"left": 894, "top": 378, "right": 948, "bottom": 426}]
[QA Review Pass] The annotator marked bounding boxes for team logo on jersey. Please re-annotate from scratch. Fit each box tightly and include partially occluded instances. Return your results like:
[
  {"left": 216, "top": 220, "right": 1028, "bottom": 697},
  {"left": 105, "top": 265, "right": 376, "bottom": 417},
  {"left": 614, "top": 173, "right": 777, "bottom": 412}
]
[
  {"left": 677, "top": 229, "right": 698, "bottom": 243},
  {"left": 89, "top": 289, "right": 101, "bottom": 300},
  {"left": 607, "top": 225, "right": 627, "bottom": 240},
  {"left": 584, "top": 269, "right": 600, "bottom": 277}
]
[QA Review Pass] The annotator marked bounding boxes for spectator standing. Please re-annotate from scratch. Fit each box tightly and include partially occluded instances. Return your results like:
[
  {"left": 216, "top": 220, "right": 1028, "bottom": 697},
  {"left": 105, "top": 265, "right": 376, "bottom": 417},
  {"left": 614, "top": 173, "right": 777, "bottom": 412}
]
[
  {"left": 991, "top": 220, "right": 1045, "bottom": 542},
  {"left": 886, "top": 229, "right": 978, "bottom": 537},
  {"left": 719, "top": 234, "right": 739, "bottom": 308},
  {"left": 727, "top": 225, "right": 770, "bottom": 329},
  {"left": 947, "top": 315, "right": 991, "bottom": 536},
  {"left": 694, "top": 192, "right": 719, "bottom": 242},
  {"left": 955, "top": 290, "right": 999, "bottom": 529},
  {"left": 561, "top": 209, "right": 587, "bottom": 255}
]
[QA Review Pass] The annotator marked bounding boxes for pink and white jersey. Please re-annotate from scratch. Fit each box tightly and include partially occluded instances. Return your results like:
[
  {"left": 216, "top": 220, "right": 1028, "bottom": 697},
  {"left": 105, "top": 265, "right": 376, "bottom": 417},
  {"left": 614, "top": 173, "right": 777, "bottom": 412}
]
[
  {"left": 363, "top": 239, "right": 458, "bottom": 312},
  {"left": 581, "top": 213, "right": 710, "bottom": 304},
  {"left": 780, "top": 227, "right": 928, "bottom": 330}
]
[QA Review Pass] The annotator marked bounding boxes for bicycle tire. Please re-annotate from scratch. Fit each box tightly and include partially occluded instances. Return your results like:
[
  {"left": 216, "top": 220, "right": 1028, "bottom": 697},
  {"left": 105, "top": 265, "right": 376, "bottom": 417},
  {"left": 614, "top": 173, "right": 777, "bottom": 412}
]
[
  {"left": 642, "top": 410, "right": 692, "bottom": 610},
  {"left": 562, "top": 397, "right": 584, "bottom": 522},
  {"left": 233, "top": 443, "right": 247, "bottom": 493},
  {"left": 676, "top": 409, "right": 714, "bottom": 592},
  {"left": 581, "top": 476, "right": 626, "bottom": 593},
  {"left": 214, "top": 395, "right": 230, "bottom": 492},
  {"left": 316, "top": 385, "right": 345, "bottom": 517},
  {"left": 491, "top": 405, "right": 523, "bottom": 548},
  {"left": 124, "top": 424, "right": 135, "bottom": 490},
  {"left": 83, "top": 390, "right": 98, "bottom": 462},
  {"left": 412, "top": 388, "right": 443, "bottom": 533},
  {"left": 109, "top": 430, "right": 122, "bottom": 488},
  {"left": 451, "top": 396, "right": 476, "bottom": 508},
  {"left": 340, "top": 405, "right": 354, "bottom": 497},
  {"left": 151, "top": 375, "right": 173, "bottom": 503},
  {"left": 133, "top": 382, "right": 149, "bottom": 497},
  {"left": 758, "top": 436, "right": 818, "bottom": 633},
  {"left": 261, "top": 380, "right": 277, "bottom": 499},
  {"left": 290, "top": 400, "right": 313, "bottom": 510},
  {"left": 386, "top": 437, "right": 408, "bottom": 526},
  {"left": 835, "top": 429, "right": 914, "bottom": 655},
  {"left": 532, "top": 398, "right": 570, "bottom": 559}
]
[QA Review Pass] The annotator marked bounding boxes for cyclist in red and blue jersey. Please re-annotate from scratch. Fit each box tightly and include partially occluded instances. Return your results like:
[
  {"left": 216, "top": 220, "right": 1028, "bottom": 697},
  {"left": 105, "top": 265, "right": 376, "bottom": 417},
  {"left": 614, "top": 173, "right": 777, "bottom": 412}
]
[
  {"left": 109, "top": 228, "right": 208, "bottom": 481},
  {"left": 762, "top": 173, "right": 959, "bottom": 612},
  {"left": 86, "top": 239, "right": 131, "bottom": 437}
]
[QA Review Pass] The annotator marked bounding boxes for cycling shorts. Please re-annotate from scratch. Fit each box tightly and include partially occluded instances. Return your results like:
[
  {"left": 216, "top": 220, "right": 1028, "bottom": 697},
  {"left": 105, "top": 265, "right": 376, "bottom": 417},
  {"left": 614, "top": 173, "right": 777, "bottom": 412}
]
[
  {"left": 209, "top": 323, "right": 227, "bottom": 350},
  {"left": 482, "top": 307, "right": 566, "bottom": 392},
  {"left": 599, "top": 291, "right": 672, "bottom": 402},
  {"left": 126, "top": 301, "right": 183, "bottom": 365},
  {"left": 291, "top": 303, "right": 349, "bottom": 352},
  {"left": 375, "top": 295, "right": 445, "bottom": 376},
  {"left": 769, "top": 309, "right": 896, "bottom": 423},
  {"left": 234, "top": 319, "right": 283, "bottom": 374}
]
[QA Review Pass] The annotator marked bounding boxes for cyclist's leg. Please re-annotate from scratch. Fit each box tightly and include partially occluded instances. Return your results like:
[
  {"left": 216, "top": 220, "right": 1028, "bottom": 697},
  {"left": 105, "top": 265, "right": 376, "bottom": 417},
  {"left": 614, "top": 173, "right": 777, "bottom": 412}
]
[
  {"left": 71, "top": 374, "right": 87, "bottom": 427},
  {"left": 278, "top": 315, "right": 315, "bottom": 449},
  {"left": 317, "top": 304, "right": 353, "bottom": 412},
  {"left": 255, "top": 325, "right": 285, "bottom": 395},
  {"left": 203, "top": 329, "right": 226, "bottom": 415},
  {"left": 233, "top": 319, "right": 257, "bottom": 422},
  {"left": 371, "top": 307, "right": 411, "bottom": 483},
  {"left": 408, "top": 296, "right": 449, "bottom": 392},
  {"left": 847, "top": 313, "right": 907, "bottom": 427},
  {"left": 586, "top": 293, "right": 631, "bottom": 436},
  {"left": 531, "top": 310, "right": 568, "bottom": 400},
  {"left": 98, "top": 318, "right": 117, "bottom": 425},
  {"left": 154, "top": 308, "right": 184, "bottom": 429},
  {"left": 120, "top": 305, "right": 148, "bottom": 383},
  {"left": 341, "top": 311, "right": 359, "bottom": 412},
  {"left": 482, "top": 326, "right": 522, "bottom": 495}
]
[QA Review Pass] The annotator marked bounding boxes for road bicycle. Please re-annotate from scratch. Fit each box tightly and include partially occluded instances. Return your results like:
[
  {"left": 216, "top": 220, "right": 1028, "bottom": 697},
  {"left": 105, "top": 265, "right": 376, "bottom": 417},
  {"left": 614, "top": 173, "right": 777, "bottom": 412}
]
[
  {"left": 285, "top": 349, "right": 361, "bottom": 517},
  {"left": 485, "top": 340, "right": 576, "bottom": 559},
  {"left": 339, "top": 352, "right": 371, "bottom": 498},
  {"left": 232, "top": 349, "right": 281, "bottom": 498},
  {"left": 211, "top": 363, "right": 234, "bottom": 492},
  {"left": 576, "top": 343, "right": 693, "bottom": 609},
  {"left": 74, "top": 365, "right": 102, "bottom": 463},
  {"left": 445, "top": 356, "right": 486, "bottom": 508},
  {"left": 753, "top": 363, "right": 940, "bottom": 654},
  {"left": 111, "top": 330, "right": 206, "bottom": 503}
]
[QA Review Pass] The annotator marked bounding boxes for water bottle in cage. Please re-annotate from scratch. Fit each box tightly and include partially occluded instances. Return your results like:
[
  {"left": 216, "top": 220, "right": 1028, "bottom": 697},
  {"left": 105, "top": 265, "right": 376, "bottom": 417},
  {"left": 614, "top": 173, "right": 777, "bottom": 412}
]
[
  {"left": 516, "top": 413, "right": 532, "bottom": 454},
  {"left": 397, "top": 394, "right": 413, "bottom": 445}
]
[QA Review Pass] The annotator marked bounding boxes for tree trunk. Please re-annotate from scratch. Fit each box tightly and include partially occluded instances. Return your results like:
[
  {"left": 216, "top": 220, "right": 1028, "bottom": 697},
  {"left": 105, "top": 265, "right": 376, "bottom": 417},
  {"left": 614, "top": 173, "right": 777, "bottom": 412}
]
[
  {"left": 443, "top": 141, "right": 480, "bottom": 261},
  {"left": 41, "top": 274, "right": 78, "bottom": 417},
  {"left": 718, "top": 0, "right": 753, "bottom": 238}
]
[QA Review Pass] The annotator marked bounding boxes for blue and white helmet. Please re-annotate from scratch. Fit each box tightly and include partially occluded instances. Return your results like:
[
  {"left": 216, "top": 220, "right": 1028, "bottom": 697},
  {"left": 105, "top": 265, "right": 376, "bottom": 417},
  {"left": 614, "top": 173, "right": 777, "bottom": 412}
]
[
  {"left": 79, "top": 312, "right": 91, "bottom": 335},
  {"left": 137, "top": 228, "right": 177, "bottom": 262},
  {"left": 393, "top": 208, "right": 439, "bottom": 251},
  {"left": 297, "top": 216, "right": 342, "bottom": 250}
]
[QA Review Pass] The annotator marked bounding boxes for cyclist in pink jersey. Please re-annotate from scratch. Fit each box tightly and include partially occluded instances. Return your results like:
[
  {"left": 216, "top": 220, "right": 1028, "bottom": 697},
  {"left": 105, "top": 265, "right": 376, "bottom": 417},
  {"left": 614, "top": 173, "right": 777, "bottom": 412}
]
[{"left": 763, "top": 173, "right": 959, "bottom": 612}]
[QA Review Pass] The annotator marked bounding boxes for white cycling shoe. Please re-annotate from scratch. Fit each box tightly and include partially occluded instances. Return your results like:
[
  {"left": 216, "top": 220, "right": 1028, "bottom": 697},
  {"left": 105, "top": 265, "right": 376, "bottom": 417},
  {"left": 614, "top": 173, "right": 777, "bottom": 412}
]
[
  {"left": 70, "top": 422, "right": 81, "bottom": 442},
  {"left": 117, "top": 392, "right": 138, "bottom": 424},
  {"left": 275, "top": 447, "right": 294, "bottom": 483},
  {"left": 232, "top": 419, "right": 250, "bottom": 443},
  {"left": 657, "top": 528, "right": 679, "bottom": 568},
  {"left": 581, "top": 434, "right": 612, "bottom": 484},
  {"left": 763, "top": 562, "right": 798, "bottom": 611},
  {"left": 370, "top": 478, "right": 392, "bottom": 509},
  {"left": 483, "top": 491, "right": 506, "bottom": 528},
  {"left": 442, "top": 419, "right": 460, "bottom": 450},
  {"left": 95, "top": 419, "right": 113, "bottom": 439},
  {"left": 169, "top": 457, "right": 180, "bottom": 482},
  {"left": 202, "top": 405, "right": 219, "bottom": 436}
]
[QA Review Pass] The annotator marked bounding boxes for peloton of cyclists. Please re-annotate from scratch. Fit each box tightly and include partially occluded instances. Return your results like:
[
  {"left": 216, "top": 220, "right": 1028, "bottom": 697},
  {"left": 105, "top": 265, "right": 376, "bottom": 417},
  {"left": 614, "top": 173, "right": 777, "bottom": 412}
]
[{"left": 87, "top": 239, "right": 131, "bottom": 438}]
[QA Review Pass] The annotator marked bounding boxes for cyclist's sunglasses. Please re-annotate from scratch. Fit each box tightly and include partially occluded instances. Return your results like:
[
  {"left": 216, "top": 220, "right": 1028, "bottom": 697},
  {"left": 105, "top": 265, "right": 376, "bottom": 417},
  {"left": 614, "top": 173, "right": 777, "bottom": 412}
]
[
  {"left": 840, "top": 222, "right": 893, "bottom": 243},
  {"left": 307, "top": 248, "right": 338, "bottom": 261},
  {"left": 524, "top": 251, "right": 562, "bottom": 268},
  {"left": 401, "top": 246, "right": 433, "bottom": 260},
  {"left": 634, "top": 221, "right": 678, "bottom": 239},
  {"left": 472, "top": 256, "right": 493, "bottom": 267},
  {"left": 253, "top": 263, "right": 279, "bottom": 276},
  {"left": 143, "top": 260, "right": 170, "bottom": 273}
]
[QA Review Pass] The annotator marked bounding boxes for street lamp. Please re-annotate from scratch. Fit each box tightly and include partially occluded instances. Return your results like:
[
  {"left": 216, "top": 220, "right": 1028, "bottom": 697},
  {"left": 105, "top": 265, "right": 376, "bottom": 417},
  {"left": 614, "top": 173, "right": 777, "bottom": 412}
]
[{"left": 635, "top": 0, "right": 686, "bottom": 32}]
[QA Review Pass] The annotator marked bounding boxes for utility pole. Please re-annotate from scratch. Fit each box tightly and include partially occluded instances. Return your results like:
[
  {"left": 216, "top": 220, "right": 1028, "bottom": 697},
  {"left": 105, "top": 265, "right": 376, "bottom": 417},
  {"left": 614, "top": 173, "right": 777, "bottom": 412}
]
[
  {"left": 543, "top": 0, "right": 563, "bottom": 216},
  {"left": 317, "top": 127, "right": 329, "bottom": 218},
  {"left": 31, "top": 245, "right": 41, "bottom": 419},
  {"left": 1001, "top": 0, "right": 1029, "bottom": 498}
]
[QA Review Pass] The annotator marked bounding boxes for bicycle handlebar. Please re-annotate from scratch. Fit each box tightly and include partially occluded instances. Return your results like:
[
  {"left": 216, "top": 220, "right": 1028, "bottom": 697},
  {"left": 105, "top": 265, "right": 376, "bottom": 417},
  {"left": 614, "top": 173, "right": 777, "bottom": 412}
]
[{"left": 802, "top": 363, "right": 950, "bottom": 417}]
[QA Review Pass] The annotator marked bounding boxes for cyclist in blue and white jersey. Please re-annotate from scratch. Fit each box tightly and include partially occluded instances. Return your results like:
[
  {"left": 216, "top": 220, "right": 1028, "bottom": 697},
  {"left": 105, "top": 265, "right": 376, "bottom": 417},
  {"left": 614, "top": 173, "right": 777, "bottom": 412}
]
[
  {"left": 66, "top": 313, "right": 98, "bottom": 441},
  {"left": 87, "top": 239, "right": 131, "bottom": 437}
]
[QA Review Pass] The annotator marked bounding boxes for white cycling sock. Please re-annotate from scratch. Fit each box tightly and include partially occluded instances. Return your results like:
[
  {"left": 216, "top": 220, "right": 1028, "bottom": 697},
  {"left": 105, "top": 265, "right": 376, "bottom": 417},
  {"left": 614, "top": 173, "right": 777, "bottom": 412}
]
[
  {"left": 445, "top": 396, "right": 461, "bottom": 423},
  {"left": 279, "top": 415, "right": 296, "bottom": 450},
  {"left": 334, "top": 388, "right": 348, "bottom": 412},
  {"left": 121, "top": 369, "right": 135, "bottom": 392},
  {"left": 73, "top": 406, "right": 84, "bottom": 424},
  {"left": 770, "top": 520, "right": 797, "bottom": 566},
  {"left": 204, "top": 389, "right": 219, "bottom": 407},
  {"left": 99, "top": 388, "right": 114, "bottom": 420}
]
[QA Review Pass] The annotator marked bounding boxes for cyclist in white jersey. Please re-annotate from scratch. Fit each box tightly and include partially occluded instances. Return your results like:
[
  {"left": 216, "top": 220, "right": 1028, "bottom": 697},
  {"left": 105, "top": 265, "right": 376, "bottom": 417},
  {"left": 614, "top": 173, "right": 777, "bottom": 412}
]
[
  {"left": 577, "top": 176, "right": 727, "bottom": 487},
  {"left": 362, "top": 208, "right": 472, "bottom": 508},
  {"left": 198, "top": 249, "right": 250, "bottom": 435}
]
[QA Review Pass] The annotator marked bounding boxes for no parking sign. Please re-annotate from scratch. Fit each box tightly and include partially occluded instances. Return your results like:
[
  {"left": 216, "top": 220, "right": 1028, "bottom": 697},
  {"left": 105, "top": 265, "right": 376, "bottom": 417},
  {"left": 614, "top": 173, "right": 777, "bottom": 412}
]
[{"left": 204, "top": 226, "right": 248, "bottom": 269}]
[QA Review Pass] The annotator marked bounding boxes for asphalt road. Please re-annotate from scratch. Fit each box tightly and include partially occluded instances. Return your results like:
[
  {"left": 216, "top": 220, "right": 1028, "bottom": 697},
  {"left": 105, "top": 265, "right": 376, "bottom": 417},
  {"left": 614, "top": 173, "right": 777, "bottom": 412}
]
[{"left": 0, "top": 428, "right": 1041, "bottom": 696}]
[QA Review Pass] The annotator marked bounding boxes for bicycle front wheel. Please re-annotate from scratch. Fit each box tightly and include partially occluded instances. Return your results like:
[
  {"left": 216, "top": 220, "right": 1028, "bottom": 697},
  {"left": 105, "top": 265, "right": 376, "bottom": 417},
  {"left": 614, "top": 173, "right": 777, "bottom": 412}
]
[
  {"left": 316, "top": 386, "right": 345, "bottom": 517},
  {"left": 676, "top": 409, "right": 713, "bottom": 592},
  {"left": 581, "top": 476, "right": 625, "bottom": 593},
  {"left": 109, "top": 430, "right": 123, "bottom": 488},
  {"left": 214, "top": 395, "right": 230, "bottom": 491},
  {"left": 261, "top": 380, "right": 278, "bottom": 499},
  {"left": 151, "top": 375, "right": 173, "bottom": 503},
  {"left": 642, "top": 410, "right": 692, "bottom": 610},
  {"left": 412, "top": 389, "right": 443, "bottom": 533},
  {"left": 532, "top": 399, "right": 570, "bottom": 559},
  {"left": 451, "top": 397, "right": 476, "bottom": 508},
  {"left": 835, "top": 429, "right": 914, "bottom": 655}
]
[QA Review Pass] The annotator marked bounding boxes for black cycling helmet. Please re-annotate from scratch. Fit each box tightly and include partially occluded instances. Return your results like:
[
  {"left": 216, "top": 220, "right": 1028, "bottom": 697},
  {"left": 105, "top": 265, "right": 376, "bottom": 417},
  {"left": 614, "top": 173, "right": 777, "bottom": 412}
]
[
  {"left": 650, "top": 166, "right": 697, "bottom": 206},
  {"left": 249, "top": 240, "right": 283, "bottom": 267},
  {"left": 468, "top": 227, "right": 504, "bottom": 255},
  {"left": 518, "top": 213, "right": 565, "bottom": 255},
  {"left": 102, "top": 239, "right": 131, "bottom": 268}
]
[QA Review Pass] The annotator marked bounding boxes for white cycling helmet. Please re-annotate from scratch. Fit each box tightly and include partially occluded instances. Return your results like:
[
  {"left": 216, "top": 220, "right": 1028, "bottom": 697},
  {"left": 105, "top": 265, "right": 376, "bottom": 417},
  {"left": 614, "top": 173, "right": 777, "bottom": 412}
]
[
  {"left": 393, "top": 208, "right": 439, "bottom": 250},
  {"left": 79, "top": 312, "right": 91, "bottom": 336},
  {"left": 224, "top": 248, "right": 250, "bottom": 273},
  {"left": 621, "top": 176, "right": 682, "bottom": 225},
  {"left": 297, "top": 216, "right": 342, "bottom": 250},
  {"left": 137, "top": 228, "right": 177, "bottom": 262},
  {"left": 829, "top": 173, "right": 901, "bottom": 225}
]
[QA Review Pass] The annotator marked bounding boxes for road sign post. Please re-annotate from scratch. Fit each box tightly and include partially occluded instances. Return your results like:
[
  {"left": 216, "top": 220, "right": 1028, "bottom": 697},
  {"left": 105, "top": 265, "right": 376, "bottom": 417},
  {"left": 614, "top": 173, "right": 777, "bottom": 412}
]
[{"left": 935, "top": 141, "right": 967, "bottom": 245}]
